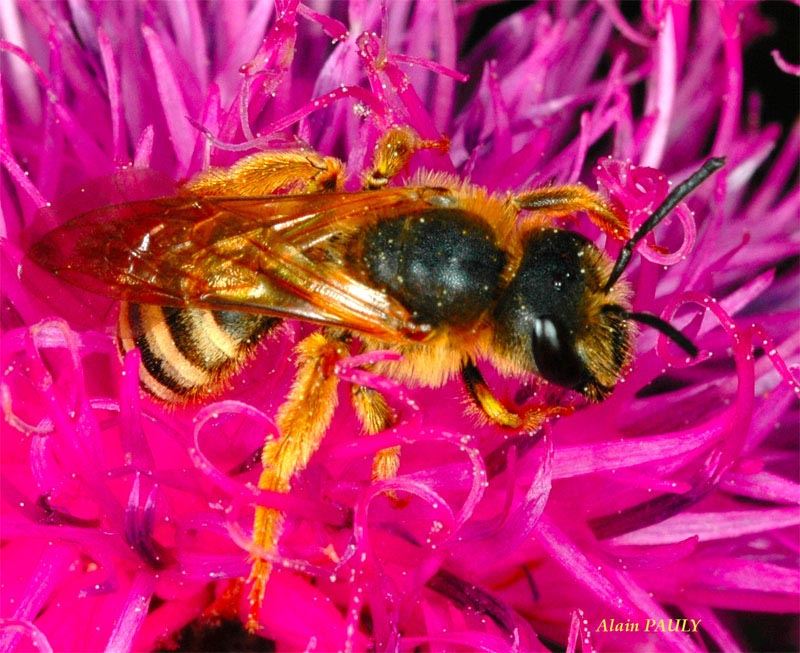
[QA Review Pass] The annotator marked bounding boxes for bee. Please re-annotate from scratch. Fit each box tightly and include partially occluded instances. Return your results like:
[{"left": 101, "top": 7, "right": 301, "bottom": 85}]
[{"left": 27, "top": 126, "right": 723, "bottom": 630}]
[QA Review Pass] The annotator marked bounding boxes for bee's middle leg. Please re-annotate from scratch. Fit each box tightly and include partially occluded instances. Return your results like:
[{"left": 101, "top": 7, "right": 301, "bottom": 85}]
[
  {"left": 246, "top": 331, "right": 347, "bottom": 631},
  {"left": 351, "top": 385, "right": 400, "bottom": 482}
]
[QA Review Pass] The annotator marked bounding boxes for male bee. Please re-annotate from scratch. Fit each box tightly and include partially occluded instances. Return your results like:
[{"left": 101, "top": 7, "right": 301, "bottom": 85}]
[{"left": 28, "top": 126, "right": 723, "bottom": 629}]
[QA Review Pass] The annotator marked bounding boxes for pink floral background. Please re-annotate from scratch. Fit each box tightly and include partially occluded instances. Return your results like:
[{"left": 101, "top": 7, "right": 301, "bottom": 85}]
[{"left": 1, "top": 1, "right": 798, "bottom": 652}]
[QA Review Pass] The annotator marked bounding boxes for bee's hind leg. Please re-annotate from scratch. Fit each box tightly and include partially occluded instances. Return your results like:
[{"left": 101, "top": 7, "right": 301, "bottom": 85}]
[
  {"left": 512, "top": 185, "right": 629, "bottom": 241},
  {"left": 363, "top": 126, "right": 449, "bottom": 190},
  {"left": 246, "top": 331, "right": 348, "bottom": 632},
  {"left": 460, "top": 359, "right": 572, "bottom": 432}
]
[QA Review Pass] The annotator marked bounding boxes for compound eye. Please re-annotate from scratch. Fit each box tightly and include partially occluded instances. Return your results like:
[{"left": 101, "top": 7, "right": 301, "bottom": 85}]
[{"left": 531, "top": 316, "right": 586, "bottom": 389}]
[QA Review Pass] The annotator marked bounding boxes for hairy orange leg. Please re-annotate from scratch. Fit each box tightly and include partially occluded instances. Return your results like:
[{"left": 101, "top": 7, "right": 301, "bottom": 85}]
[
  {"left": 363, "top": 125, "right": 449, "bottom": 190},
  {"left": 351, "top": 385, "right": 400, "bottom": 482},
  {"left": 239, "top": 128, "right": 442, "bottom": 629},
  {"left": 513, "top": 185, "right": 630, "bottom": 241},
  {"left": 180, "top": 150, "right": 350, "bottom": 630},
  {"left": 184, "top": 150, "right": 346, "bottom": 196},
  {"left": 461, "top": 360, "right": 573, "bottom": 431},
  {"left": 246, "top": 331, "right": 348, "bottom": 632}
]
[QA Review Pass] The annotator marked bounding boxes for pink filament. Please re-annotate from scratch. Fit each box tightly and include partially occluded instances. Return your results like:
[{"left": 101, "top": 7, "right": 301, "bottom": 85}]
[
  {"left": 141, "top": 25, "right": 195, "bottom": 172},
  {"left": 97, "top": 27, "right": 124, "bottom": 164}
]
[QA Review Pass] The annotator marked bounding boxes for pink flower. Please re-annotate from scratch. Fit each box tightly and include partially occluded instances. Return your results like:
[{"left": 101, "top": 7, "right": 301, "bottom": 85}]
[{"left": 1, "top": 2, "right": 798, "bottom": 651}]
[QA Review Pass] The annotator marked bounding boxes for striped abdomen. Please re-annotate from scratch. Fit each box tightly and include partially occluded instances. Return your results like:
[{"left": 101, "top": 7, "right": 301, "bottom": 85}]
[{"left": 118, "top": 302, "right": 278, "bottom": 402}]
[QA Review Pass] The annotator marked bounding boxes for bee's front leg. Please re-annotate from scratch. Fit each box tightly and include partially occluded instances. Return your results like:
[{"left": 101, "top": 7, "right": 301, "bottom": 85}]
[
  {"left": 460, "top": 360, "right": 572, "bottom": 432},
  {"left": 512, "top": 185, "right": 629, "bottom": 241},
  {"left": 246, "top": 331, "right": 348, "bottom": 632}
]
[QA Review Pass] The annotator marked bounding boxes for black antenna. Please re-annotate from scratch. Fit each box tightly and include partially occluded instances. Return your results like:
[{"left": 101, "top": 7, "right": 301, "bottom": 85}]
[
  {"left": 626, "top": 311, "right": 698, "bottom": 357},
  {"left": 603, "top": 157, "right": 726, "bottom": 292},
  {"left": 603, "top": 305, "right": 698, "bottom": 357}
]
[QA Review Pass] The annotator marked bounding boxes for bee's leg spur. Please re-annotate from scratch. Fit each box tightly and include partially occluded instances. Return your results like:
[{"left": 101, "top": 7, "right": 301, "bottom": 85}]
[
  {"left": 246, "top": 332, "right": 348, "bottom": 632},
  {"left": 363, "top": 126, "right": 450, "bottom": 190},
  {"left": 460, "top": 360, "right": 572, "bottom": 431},
  {"left": 351, "top": 385, "right": 400, "bottom": 482},
  {"left": 184, "top": 151, "right": 346, "bottom": 196},
  {"left": 513, "top": 186, "right": 629, "bottom": 241}
]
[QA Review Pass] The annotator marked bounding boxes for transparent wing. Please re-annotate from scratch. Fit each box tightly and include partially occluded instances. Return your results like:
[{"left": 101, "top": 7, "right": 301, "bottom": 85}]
[{"left": 27, "top": 189, "right": 447, "bottom": 340}]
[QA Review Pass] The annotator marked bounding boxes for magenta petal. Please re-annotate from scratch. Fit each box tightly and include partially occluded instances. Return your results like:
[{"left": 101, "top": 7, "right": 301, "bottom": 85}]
[
  {"left": 104, "top": 572, "right": 155, "bottom": 652},
  {"left": 97, "top": 27, "right": 124, "bottom": 165},
  {"left": 133, "top": 125, "right": 155, "bottom": 168},
  {"left": 0, "top": 545, "right": 74, "bottom": 651},
  {"left": 610, "top": 507, "right": 800, "bottom": 546},
  {"left": 720, "top": 470, "right": 800, "bottom": 505},
  {"left": 0, "top": 619, "right": 54, "bottom": 653},
  {"left": 2, "top": 3, "right": 797, "bottom": 651},
  {"left": 565, "top": 610, "right": 580, "bottom": 653},
  {"left": 534, "top": 517, "right": 637, "bottom": 619},
  {"left": 681, "top": 604, "right": 743, "bottom": 653},
  {"left": 0, "top": 144, "right": 48, "bottom": 208},
  {"left": 141, "top": 25, "right": 195, "bottom": 172},
  {"left": 553, "top": 416, "right": 724, "bottom": 478}
]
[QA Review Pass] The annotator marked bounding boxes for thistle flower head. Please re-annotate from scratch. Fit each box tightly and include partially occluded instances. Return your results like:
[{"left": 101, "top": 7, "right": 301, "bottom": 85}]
[{"left": 1, "top": 2, "right": 798, "bottom": 651}]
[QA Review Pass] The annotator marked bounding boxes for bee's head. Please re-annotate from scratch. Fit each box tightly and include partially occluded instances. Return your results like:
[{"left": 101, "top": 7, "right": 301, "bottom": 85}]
[
  {"left": 493, "top": 229, "right": 634, "bottom": 400},
  {"left": 492, "top": 157, "right": 725, "bottom": 400}
]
